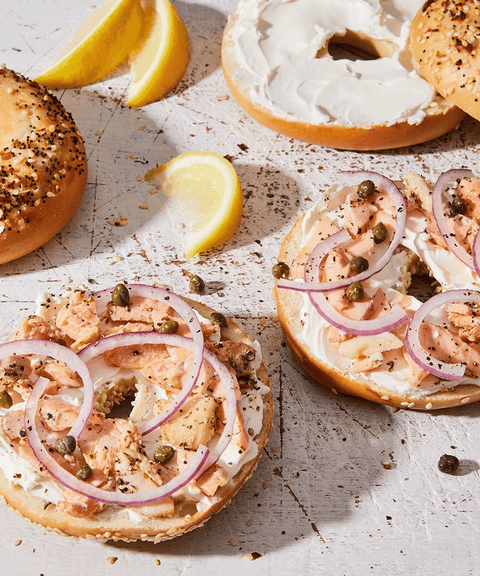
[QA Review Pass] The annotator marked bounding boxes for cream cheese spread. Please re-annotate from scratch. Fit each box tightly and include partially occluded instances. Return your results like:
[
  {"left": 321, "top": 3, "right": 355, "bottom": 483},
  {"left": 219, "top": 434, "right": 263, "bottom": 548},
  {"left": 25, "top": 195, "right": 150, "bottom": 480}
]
[
  {"left": 296, "top": 184, "right": 480, "bottom": 398},
  {"left": 225, "top": 0, "right": 436, "bottom": 126}
]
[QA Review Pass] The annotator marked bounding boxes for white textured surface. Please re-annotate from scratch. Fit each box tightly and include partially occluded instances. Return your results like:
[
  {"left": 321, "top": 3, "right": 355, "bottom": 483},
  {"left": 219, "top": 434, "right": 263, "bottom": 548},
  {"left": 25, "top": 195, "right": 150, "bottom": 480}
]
[{"left": 1, "top": 1, "right": 480, "bottom": 575}]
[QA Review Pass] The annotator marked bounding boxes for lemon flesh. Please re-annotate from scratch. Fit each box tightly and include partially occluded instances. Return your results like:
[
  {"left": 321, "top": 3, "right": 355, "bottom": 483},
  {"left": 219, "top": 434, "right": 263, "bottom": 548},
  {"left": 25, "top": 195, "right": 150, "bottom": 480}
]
[
  {"left": 145, "top": 152, "right": 243, "bottom": 259},
  {"left": 127, "top": 0, "right": 190, "bottom": 107},
  {"left": 35, "top": 0, "right": 144, "bottom": 89}
]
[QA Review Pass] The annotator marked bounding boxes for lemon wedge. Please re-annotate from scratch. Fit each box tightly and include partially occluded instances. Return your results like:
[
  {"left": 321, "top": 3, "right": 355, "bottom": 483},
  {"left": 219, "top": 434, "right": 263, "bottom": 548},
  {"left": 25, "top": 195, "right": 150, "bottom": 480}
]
[
  {"left": 35, "top": 0, "right": 144, "bottom": 89},
  {"left": 127, "top": 0, "right": 190, "bottom": 107},
  {"left": 145, "top": 152, "right": 243, "bottom": 259}
]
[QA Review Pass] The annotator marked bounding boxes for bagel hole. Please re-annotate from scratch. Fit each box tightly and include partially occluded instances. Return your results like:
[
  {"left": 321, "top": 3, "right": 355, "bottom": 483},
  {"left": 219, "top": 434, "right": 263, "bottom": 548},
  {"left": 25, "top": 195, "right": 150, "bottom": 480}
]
[{"left": 323, "top": 30, "right": 397, "bottom": 61}]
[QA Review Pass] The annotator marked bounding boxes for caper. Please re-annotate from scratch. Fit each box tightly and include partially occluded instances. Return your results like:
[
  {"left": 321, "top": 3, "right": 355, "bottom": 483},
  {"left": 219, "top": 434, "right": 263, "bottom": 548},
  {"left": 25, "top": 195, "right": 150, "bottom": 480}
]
[
  {"left": 357, "top": 180, "right": 376, "bottom": 199},
  {"left": 111, "top": 283, "right": 130, "bottom": 307},
  {"left": 154, "top": 445, "right": 175, "bottom": 464},
  {"left": 76, "top": 464, "right": 92, "bottom": 481},
  {"left": 372, "top": 222, "right": 388, "bottom": 244},
  {"left": 55, "top": 435, "right": 77, "bottom": 455},
  {"left": 272, "top": 262, "right": 290, "bottom": 279},
  {"left": 346, "top": 281, "right": 364, "bottom": 302},
  {"left": 349, "top": 256, "right": 369, "bottom": 273},
  {"left": 438, "top": 454, "right": 459, "bottom": 475},
  {"left": 210, "top": 312, "right": 228, "bottom": 328},
  {"left": 189, "top": 274, "right": 205, "bottom": 294},
  {"left": 0, "top": 390, "right": 13, "bottom": 409},
  {"left": 159, "top": 320, "right": 179, "bottom": 334},
  {"left": 451, "top": 195, "right": 467, "bottom": 216}
]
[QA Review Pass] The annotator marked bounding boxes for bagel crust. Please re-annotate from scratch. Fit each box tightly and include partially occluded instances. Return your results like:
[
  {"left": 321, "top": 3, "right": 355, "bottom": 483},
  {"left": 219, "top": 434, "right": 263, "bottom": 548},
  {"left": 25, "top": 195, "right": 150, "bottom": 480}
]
[
  {"left": 274, "top": 179, "right": 480, "bottom": 411},
  {"left": 222, "top": 0, "right": 465, "bottom": 151},
  {"left": 0, "top": 294, "right": 273, "bottom": 541},
  {"left": 0, "top": 67, "right": 87, "bottom": 264},
  {"left": 410, "top": 0, "right": 480, "bottom": 122}
]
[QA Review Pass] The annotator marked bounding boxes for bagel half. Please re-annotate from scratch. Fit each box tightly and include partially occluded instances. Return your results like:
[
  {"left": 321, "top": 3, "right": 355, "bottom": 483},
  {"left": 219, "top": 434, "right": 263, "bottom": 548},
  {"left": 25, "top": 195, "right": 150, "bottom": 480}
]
[
  {"left": 221, "top": 1, "right": 465, "bottom": 151},
  {"left": 0, "top": 291, "right": 273, "bottom": 541},
  {"left": 410, "top": 0, "right": 480, "bottom": 122},
  {"left": 0, "top": 67, "right": 87, "bottom": 264},
  {"left": 274, "top": 181, "right": 480, "bottom": 411}
]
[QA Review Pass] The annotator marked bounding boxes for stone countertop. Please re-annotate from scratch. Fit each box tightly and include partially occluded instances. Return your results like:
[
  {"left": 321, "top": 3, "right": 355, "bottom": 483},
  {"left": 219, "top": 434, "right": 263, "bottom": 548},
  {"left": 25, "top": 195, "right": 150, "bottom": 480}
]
[{"left": 0, "top": 1, "right": 479, "bottom": 575}]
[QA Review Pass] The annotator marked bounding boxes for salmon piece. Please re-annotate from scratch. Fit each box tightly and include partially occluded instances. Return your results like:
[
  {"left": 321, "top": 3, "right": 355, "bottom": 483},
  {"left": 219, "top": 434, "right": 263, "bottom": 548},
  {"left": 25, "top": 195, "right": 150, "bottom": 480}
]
[
  {"left": 35, "top": 360, "right": 82, "bottom": 389},
  {"left": 403, "top": 349, "right": 431, "bottom": 386},
  {"left": 419, "top": 323, "right": 480, "bottom": 377},
  {"left": 446, "top": 302, "right": 480, "bottom": 342},
  {"left": 55, "top": 292, "right": 100, "bottom": 351},
  {"left": 205, "top": 340, "right": 257, "bottom": 377},
  {"left": 456, "top": 177, "right": 480, "bottom": 221},
  {"left": 56, "top": 489, "right": 102, "bottom": 518},
  {"left": 107, "top": 295, "right": 173, "bottom": 325},
  {"left": 104, "top": 342, "right": 168, "bottom": 369},
  {"left": 195, "top": 464, "right": 230, "bottom": 496},
  {"left": 450, "top": 215, "right": 479, "bottom": 252},
  {"left": 338, "top": 332, "right": 403, "bottom": 360},
  {"left": 322, "top": 249, "right": 351, "bottom": 284},
  {"left": 5, "top": 315, "right": 69, "bottom": 345},
  {"left": 346, "top": 234, "right": 376, "bottom": 261},
  {"left": 402, "top": 173, "right": 432, "bottom": 212},
  {"left": 343, "top": 192, "right": 377, "bottom": 236},
  {"left": 290, "top": 217, "right": 341, "bottom": 279},
  {"left": 160, "top": 395, "right": 218, "bottom": 450},
  {"left": 351, "top": 355, "right": 383, "bottom": 373}
]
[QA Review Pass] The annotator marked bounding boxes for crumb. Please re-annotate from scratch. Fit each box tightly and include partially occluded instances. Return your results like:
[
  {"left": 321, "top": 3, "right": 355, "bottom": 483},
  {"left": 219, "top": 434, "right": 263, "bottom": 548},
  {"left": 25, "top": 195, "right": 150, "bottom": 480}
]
[
  {"left": 229, "top": 538, "right": 237, "bottom": 546},
  {"left": 271, "top": 446, "right": 281, "bottom": 452},
  {"left": 244, "top": 552, "right": 262, "bottom": 561},
  {"left": 217, "top": 94, "right": 230, "bottom": 101},
  {"left": 263, "top": 480, "right": 269, "bottom": 490},
  {"left": 381, "top": 461, "right": 391, "bottom": 470},
  {"left": 139, "top": 204, "right": 149, "bottom": 210},
  {"left": 247, "top": 518, "right": 253, "bottom": 526},
  {"left": 95, "top": 129, "right": 102, "bottom": 136},
  {"left": 138, "top": 125, "right": 146, "bottom": 131},
  {"left": 107, "top": 556, "right": 118, "bottom": 564},
  {"left": 154, "top": 559, "right": 161, "bottom": 566},
  {"left": 136, "top": 175, "right": 143, "bottom": 182},
  {"left": 13, "top": 539, "right": 22, "bottom": 546},
  {"left": 259, "top": 317, "right": 267, "bottom": 325},
  {"left": 148, "top": 188, "right": 158, "bottom": 195},
  {"left": 129, "top": 154, "right": 139, "bottom": 159}
]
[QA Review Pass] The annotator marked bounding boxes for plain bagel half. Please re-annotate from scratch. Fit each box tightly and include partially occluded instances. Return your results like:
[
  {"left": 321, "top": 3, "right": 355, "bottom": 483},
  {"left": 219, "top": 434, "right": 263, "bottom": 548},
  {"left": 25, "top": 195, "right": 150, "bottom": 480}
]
[
  {"left": 0, "top": 67, "right": 87, "bottom": 264},
  {"left": 221, "top": 0, "right": 465, "bottom": 150}
]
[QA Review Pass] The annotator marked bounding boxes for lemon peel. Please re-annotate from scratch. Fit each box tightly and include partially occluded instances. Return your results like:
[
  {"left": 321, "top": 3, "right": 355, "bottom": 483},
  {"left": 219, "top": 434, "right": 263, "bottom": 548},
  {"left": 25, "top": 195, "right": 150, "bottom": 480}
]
[
  {"left": 35, "top": 0, "right": 144, "bottom": 89},
  {"left": 145, "top": 151, "right": 243, "bottom": 259},
  {"left": 127, "top": 0, "right": 190, "bottom": 107}
]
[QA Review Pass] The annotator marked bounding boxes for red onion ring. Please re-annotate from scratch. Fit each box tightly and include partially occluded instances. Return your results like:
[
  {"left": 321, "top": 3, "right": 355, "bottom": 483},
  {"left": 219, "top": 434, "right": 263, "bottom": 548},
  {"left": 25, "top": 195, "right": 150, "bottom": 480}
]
[
  {"left": 93, "top": 284, "right": 204, "bottom": 436},
  {"left": 24, "top": 372, "right": 210, "bottom": 505},
  {"left": 79, "top": 332, "right": 237, "bottom": 471},
  {"left": 472, "top": 230, "right": 480, "bottom": 279},
  {"left": 277, "top": 170, "right": 407, "bottom": 294},
  {"left": 404, "top": 289, "right": 480, "bottom": 381},
  {"left": 0, "top": 339, "right": 94, "bottom": 439},
  {"left": 431, "top": 169, "right": 475, "bottom": 269}
]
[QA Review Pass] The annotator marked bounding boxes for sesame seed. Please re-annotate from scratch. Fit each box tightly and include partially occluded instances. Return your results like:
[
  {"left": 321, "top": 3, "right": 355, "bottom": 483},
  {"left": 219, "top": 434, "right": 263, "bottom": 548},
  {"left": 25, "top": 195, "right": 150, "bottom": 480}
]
[
  {"left": 461, "top": 397, "right": 470, "bottom": 404},
  {"left": 425, "top": 403, "right": 433, "bottom": 410},
  {"left": 381, "top": 395, "right": 390, "bottom": 400}
]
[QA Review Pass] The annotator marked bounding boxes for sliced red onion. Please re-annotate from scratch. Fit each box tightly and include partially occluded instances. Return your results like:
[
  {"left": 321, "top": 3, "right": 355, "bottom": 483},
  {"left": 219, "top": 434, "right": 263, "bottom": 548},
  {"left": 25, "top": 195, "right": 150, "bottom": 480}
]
[
  {"left": 79, "top": 332, "right": 237, "bottom": 470},
  {"left": 277, "top": 170, "right": 407, "bottom": 293},
  {"left": 93, "top": 284, "right": 204, "bottom": 436},
  {"left": 405, "top": 289, "right": 480, "bottom": 381},
  {"left": 24, "top": 374, "right": 209, "bottom": 505},
  {"left": 472, "top": 230, "right": 480, "bottom": 278},
  {"left": 308, "top": 291, "right": 408, "bottom": 336},
  {"left": 0, "top": 339, "right": 94, "bottom": 439},
  {"left": 431, "top": 169, "right": 475, "bottom": 269}
]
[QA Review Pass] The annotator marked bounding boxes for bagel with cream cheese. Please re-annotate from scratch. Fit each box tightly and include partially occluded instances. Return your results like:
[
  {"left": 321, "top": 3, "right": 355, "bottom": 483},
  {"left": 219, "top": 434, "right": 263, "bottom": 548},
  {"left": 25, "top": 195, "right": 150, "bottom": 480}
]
[
  {"left": 410, "top": 0, "right": 480, "bottom": 122},
  {"left": 0, "top": 67, "right": 87, "bottom": 264},
  {"left": 0, "top": 284, "right": 272, "bottom": 541},
  {"left": 274, "top": 171, "right": 480, "bottom": 410},
  {"left": 221, "top": 0, "right": 465, "bottom": 150}
]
